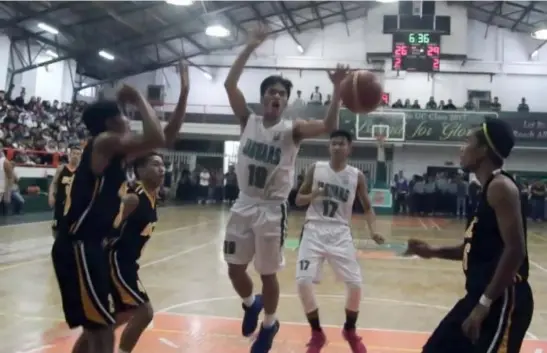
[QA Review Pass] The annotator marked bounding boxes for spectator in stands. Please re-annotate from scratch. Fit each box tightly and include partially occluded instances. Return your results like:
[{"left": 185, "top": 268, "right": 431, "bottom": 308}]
[
  {"left": 464, "top": 98, "right": 475, "bottom": 111},
  {"left": 404, "top": 98, "right": 411, "bottom": 108},
  {"left": 443, "top": 99, "right": 457, "bottom": 110},
  {"left": 324, "top": 94, "right": 331, "bottom": 106},
  {"left": 291, "top": 90, "right": 305, "bottom": 109},
  {"left": 530, "top": 180, "right": 545, "bottom": 222},
  {"left": 198, "top": 166, "right": 210, "bottom": 204},
  {"left": 517, "top": 98, "right": 529, "bottom": 112},
  {"left": 392, "top": 99, "right": 403, "bottom": 108},
  {"left": 411, "top": 100, "right": 421, "bottom": 109},
  {"left": 224, "top": 165, "right": 238, "bottom": 205},
  {"left": 393, "top": 170, "right": 409, "bottom": 214},
  {"left": 425, "top": 96, "right": 437, "bottom": 110},
  {"left": 491, "top": 96, "right": 502, "bottom": 112},
  {"left": 455, "top": 174, "right": 468, "bottom": 219},
  {"left": 309, "top": 86, "right": 322, "bottom": 105},
  {"left": 438, "top": 100, "right": 445, "bottom": 110}
]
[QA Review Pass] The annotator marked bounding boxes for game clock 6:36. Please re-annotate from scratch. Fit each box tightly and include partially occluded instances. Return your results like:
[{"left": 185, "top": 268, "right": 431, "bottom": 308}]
[{"left": 392, "top": 32, "right": 441, "bottom": 72}]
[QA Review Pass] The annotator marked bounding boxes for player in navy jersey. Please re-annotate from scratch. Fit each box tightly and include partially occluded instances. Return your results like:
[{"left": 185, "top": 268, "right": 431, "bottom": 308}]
[
  {"left": 51, "top": 63, "right": 189, "bottom": 353},
  {"left": 48, "top": 146, "right": 81, "bottom": 238},
  {"left": 406, "top": 117, "right": 533, "bottom": 353},
  {"left": 108, "top": 152, "right": 164, "bottom": 353}
]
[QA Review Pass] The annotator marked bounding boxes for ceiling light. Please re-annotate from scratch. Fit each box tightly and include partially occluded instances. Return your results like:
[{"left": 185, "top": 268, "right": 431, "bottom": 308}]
[
  {"left": 37, "top": 22, "right": 59, "bottom": 35},
  {"left": 205, "top": 25, "right": 230, "bottom": 38},
  {"left": 532, "top": 29, "right": 547, "bottom": 40},
  {"left": 98, "top": 50, "right": 115, "bottom": 61},
  {"left": 296, "top": 45, "right": 304, "bottom": 54},
  {"left": 165, "top": 0, "right": 193, "bottom": 5},
  {"left": 203, "top": 71, "right": 213, "bottom": 80},
  {"left": 45, "top": 49, "right": 58, "bottom": 58}
]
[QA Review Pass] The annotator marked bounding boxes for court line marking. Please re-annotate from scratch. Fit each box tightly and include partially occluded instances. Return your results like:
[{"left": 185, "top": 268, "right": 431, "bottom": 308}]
[
  {"left": 417, "top": 218, "right": 428, "bottom": 230},
  {"left": 530, "top": 260, "right": 547, "bottom": 275},
  {"left": 159, "top": 294, "right": 540, "bottom": 340},
  {"left": 0, "top": 219, "right": 219, "bottom": 272}
]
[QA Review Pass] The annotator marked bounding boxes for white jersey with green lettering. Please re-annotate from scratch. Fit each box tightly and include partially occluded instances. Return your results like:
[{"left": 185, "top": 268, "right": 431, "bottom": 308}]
[
  {"left": 305, "top": 161, "right": 359, "bottom": 225},
  {"left": 236, "top": 114, "right": 299, "bottom": 201}
]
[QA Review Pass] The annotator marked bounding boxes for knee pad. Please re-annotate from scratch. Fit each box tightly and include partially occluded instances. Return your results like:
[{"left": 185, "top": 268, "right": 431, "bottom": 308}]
[
  {"left": 296, "top": 278, "right": 318, "bottom": 313},
  {"left": 345, "top": 281, "right": 362, "bottom": 312}
]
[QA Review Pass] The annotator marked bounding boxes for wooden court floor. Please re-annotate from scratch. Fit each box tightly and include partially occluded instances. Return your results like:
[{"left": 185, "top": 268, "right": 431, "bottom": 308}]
[{"left": 1, "top": 205, "right": 547, "bottom": 353}]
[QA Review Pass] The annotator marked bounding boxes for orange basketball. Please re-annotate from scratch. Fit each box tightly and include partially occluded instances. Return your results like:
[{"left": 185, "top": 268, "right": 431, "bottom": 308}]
[{"left": 340, "top": 70, "right": 383, "bottom": 114}]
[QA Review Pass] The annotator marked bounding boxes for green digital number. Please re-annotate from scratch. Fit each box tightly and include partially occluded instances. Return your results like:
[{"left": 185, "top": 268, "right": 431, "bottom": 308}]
[
  {"left": 409, "top": 33, "right": 416, "bottom": 43},
  {"left": 410, "top": 33, "right": 430, "bottom": 44}
]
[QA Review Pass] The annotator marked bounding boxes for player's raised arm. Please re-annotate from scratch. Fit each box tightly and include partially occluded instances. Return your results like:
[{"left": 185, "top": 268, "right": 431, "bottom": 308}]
[
  {"left": 295, "top": 164, "right": 322, "bottom": 206},
  {"left": 164, "top": 62, "right": 189, "bottom": 148},
  {"left": 292, "top": 64, "right": 349, "bottom": 143},
  {"left": 93, "top": 85, "right": 166, "bottom": 171},
  {"left": 356, "top": 171, "right": 383, "bottom": 243},
  {"left": 224, "top": 27, "right": 268, "bottom": 131},
  {"left": 482, "top": 176, "right": 526, "bottom": 301}
]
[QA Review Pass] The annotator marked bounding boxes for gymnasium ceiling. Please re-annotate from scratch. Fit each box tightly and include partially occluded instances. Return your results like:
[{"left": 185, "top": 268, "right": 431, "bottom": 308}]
[{"left": 0, "top": 1, "right": 544, "bottom": 87}]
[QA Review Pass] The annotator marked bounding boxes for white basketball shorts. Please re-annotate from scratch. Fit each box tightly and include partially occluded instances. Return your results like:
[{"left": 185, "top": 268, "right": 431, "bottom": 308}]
[
  {"left": 296, "top": 222, "right": 362, "bottom": 284},
  {"left": 224, "top": 197, "right": 288, "bottom": 275}
]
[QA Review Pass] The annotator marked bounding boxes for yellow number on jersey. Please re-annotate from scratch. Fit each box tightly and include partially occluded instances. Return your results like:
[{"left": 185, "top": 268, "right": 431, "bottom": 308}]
[
  {"left": 141, "top": 222, "right": 156, "bottom": 237},
  {"left": 63, "top": 177, "right": 74, "bottom": 216}
]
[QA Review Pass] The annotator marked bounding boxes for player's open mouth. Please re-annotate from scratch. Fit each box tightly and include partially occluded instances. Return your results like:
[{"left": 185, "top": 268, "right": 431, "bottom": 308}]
[{"left": 272, "top": 101, "right": 280, "bottom": 109}]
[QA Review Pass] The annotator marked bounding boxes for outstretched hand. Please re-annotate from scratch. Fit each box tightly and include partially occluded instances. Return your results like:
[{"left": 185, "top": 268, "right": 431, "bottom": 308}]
[
  {"left": 178, "top": 61, "right": 189, "bottom": 94},
  {"left": 328, "top": 64, "right": 350, "bottom": 87},
  {"left": 248, "top": 25, "right": 269, "bottom": 48}
]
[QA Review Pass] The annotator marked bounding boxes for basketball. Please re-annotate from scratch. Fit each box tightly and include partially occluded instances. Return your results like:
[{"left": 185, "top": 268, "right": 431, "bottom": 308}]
[{"left": 340, "top": 70, "right": 383, "bottom": 114}]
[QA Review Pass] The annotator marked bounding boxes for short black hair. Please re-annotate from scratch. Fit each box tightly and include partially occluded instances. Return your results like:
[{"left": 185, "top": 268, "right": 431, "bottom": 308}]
[
  {"left": 82, "top": 100, "right": 121, "bottom": 136},
  {"left": 330, "top": 129, "right": 353, "bottom": 143},
  {"left": 133, "top": 152, "right": 163, "bottom": 179},
  {"left": 260, "top": 75, "right": 293, "bottom": 99},
  {"left": 475, "top": 117, "right": 514, "bottom": 167}
]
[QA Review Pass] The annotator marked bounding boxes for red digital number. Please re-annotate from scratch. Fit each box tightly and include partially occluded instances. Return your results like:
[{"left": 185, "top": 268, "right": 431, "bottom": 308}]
[
  {"left": 433, "top": 58, "right": 440, "bottom": 70},
  {"left": 393, "top": 57, "right": 402, "bottom": 70},
  {"left": 394, "top": 44, "right": 408, "bottom": 56},
  {"left": 427, "top": 45, "right": 440, "bottom": 57},
  {"left": 382, "top": 93, "right": 390, "bottom": 105}
]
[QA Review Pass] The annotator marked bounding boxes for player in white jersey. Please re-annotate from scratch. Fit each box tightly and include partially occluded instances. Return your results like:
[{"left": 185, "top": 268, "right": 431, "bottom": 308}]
[
  {"left": 295, "top": 130, "right": 385, "bottom": 353},
  {"left": 223, "top": 26, "right": 350, "bottom": 353}
]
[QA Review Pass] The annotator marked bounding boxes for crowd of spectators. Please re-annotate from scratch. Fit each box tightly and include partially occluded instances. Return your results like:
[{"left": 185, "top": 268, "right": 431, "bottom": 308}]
[
  {"left": 0, "top": 86, "right": 88, "bottom": 165},
  {"left": 390, "top": 170, "right": 546, "bottom": 225},
  {"left": 291, "top": 87, "right": 531, "bottom": 113}
]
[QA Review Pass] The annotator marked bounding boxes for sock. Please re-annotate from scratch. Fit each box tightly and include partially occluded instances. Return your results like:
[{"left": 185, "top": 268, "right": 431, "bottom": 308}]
[
  {"left": 263, "top": 313, "right": 276, "bottom": 328},
  {"left": 306, "top": 310, "right": 322, "bottom": 332},
  {"left": 344, "top": 309, "right": 358, "bottom": 331},
  {"left": 119, "top": 350, "right": 129, "bottom": 353},
  {"left": 242, "top": 295, "right": 255, "bottom": 308}
]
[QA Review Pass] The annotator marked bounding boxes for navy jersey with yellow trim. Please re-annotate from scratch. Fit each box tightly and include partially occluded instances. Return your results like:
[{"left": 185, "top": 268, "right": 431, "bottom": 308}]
[
  {"left": 54, "top": 165, "right": 76, "bottom": 214},
  {"left": 463, "top": 170, "right": 529, "bottom": 294},
  {"left": 62, "top": 138, "right": 127, "bottom": 240},
  {"left": 112, "top": 182, "right": 157, "bottom": 261}
]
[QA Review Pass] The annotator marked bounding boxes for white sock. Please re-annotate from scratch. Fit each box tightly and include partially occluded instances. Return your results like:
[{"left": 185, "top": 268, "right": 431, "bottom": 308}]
[
  {"left": 242, "top": 295, "right": 255, "bottom": 307},
  {"left": 263, "top": 314, "right": 276, "bottom": 328}
]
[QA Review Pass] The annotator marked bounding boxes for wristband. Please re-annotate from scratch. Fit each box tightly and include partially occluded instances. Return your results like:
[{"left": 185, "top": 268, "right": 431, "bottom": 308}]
[{"left": 479, "top": 294, "right": 492, "bottom": 308}]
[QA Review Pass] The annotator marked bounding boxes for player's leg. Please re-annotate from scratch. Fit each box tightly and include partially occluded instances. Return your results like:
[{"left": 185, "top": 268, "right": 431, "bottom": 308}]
[
  {"left": 296, "top": 225, "right": 327, "bottom": 353},
  {"left": 250, "top": 202, "right": 288, "bottom": 353},
  {"left": 327, "top": 232, "right": 366, "bottom": 353},
  {"left": 51, "top": 238, "right": 116, "bottom": 353},
  {"left": 224, "top": 206, "right": 263, "bottom": 337},
  {"left": 109, "top": 250, "right": 153, "bottom": 353},
  {"left": 475, "top": 281, "right": 533, "bottom": 353}
]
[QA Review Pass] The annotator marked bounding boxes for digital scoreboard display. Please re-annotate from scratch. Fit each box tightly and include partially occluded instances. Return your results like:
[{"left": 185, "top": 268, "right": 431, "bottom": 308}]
[{"left": 392, "top": 32, "right": 441, "bottom": 72}]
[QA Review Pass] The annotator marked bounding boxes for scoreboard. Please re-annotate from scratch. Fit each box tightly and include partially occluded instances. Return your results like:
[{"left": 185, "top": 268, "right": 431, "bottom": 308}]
[{"left": 392, "top": 32, "right": 441, "bottom": 72}]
